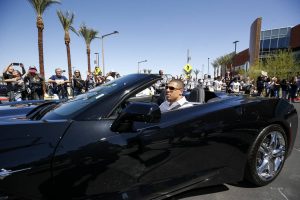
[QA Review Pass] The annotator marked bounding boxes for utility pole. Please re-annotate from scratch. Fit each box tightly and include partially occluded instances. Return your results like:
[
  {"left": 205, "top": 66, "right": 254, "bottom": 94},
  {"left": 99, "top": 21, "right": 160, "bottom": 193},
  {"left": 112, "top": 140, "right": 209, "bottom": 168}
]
[
  {"left": 187, "top": 49, "right": 191, "bottom": 63},
  {"left": 208, "top": 58, "right": 210, "bottom": 76}
]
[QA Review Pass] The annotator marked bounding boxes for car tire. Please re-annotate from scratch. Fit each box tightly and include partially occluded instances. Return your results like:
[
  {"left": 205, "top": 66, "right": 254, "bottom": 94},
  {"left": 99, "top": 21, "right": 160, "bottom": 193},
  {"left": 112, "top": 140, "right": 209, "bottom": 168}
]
[{"left": 245, "top": 124, "right": 287, "bottom": 186}]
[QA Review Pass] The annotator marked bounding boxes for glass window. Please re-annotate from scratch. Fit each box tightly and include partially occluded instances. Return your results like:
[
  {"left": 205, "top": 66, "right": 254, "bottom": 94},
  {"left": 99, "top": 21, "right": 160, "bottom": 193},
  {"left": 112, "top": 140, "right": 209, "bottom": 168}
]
[
  {"left": 270, "top": 38, "right": 278, "bottom": 50},
  {"left": 279, "top": 28, "right": 288, "bottom": 36},
  {"left": 271, "top": 29, "right": 279, "bottom": 38},
  {"left": 260, "top": 40, "right": 263, "bottom": 50},
  {"left": 271, "top": 29, "right": 279, "bottom": 36},
  {"left": 263, "top": 39, "right": 270, "bottom": 51},
  {"left": 278, "top": 37, "right": 288, "bottom": 48},
  {"left": 263, "top": 30, "right": 271, "bottom": 39}
]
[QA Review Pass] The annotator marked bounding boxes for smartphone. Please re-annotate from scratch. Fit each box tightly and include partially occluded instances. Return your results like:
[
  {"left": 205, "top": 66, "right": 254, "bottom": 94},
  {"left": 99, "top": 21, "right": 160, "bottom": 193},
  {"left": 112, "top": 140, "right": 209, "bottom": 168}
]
[{"left": 12, "top": 63, "right": 20, "bottom": 66}]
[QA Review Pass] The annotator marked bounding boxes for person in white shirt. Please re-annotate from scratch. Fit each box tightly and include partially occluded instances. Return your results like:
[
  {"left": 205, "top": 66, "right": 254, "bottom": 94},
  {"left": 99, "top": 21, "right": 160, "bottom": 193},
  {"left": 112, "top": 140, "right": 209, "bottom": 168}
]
[
  {"left": 213, "top": 76, "right": 223, "bottom": 92},
  {"left": 159, "top": 79, "right": 193, "bottom": 113},
  {"left": 230, "top": 78, "right": 241, "bottom": 93}
]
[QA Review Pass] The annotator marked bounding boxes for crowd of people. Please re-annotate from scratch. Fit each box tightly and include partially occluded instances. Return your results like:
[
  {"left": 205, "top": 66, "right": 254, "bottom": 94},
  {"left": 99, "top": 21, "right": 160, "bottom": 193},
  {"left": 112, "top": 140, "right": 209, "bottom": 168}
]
[
  {"left": 182, "top": 72, "right": 300, "bottom": 102},
  {"left": 1, "top": 63, "right": 300, "bottom": 103},
  {"left": 1, "top": 63, "right": 121, "bottom": 101}
]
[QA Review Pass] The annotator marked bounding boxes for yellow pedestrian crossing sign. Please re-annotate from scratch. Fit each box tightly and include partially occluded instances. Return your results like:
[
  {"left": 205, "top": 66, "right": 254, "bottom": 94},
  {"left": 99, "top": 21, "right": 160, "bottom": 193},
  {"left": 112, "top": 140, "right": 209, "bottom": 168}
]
[{"left": 183, "top": 64, "right": 193, "bottom": 73}]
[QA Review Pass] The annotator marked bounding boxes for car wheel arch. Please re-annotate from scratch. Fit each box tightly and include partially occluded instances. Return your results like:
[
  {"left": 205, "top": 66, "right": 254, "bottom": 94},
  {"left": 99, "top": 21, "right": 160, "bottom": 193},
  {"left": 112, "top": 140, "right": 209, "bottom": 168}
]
[{"left": 244, "top": 123, "right": 288, "bottom": 186}]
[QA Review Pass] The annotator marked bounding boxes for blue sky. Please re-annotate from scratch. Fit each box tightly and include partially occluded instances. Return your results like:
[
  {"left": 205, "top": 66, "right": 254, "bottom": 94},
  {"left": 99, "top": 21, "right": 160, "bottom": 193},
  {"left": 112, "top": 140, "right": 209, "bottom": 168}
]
[{"left": 0, "top": 0, "right": 299, "bottom": 79}]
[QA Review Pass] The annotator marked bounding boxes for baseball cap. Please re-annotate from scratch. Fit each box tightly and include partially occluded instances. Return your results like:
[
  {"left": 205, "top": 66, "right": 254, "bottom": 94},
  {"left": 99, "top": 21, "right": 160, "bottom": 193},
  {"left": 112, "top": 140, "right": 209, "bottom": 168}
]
[{"left": 28, "top": 66, "right": 37, "bottom": 73}]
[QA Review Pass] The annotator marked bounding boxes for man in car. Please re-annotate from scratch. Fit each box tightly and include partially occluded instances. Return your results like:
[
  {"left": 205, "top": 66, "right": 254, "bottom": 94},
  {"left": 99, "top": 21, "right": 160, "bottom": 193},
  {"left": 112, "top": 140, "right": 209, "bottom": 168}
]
[{"left": 159, "top": 79, "right": 192, "bottom": 112}]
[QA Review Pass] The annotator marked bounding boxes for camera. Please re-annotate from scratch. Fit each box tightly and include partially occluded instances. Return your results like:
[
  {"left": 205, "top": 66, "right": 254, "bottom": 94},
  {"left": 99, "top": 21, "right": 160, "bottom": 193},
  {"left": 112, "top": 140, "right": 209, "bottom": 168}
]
[{"left": 12, "top": 63, "right": 20, "bottom": 66}]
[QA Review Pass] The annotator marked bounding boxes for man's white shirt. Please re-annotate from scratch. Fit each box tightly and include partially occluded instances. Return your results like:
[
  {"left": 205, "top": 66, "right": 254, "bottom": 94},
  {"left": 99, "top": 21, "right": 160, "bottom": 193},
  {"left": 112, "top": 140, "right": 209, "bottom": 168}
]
[
  {"left": 159, "top": 96, "right": 193, "bottom": 113},
  {"left": 230, "top": 81, "right": 241, "bottom": 93}
]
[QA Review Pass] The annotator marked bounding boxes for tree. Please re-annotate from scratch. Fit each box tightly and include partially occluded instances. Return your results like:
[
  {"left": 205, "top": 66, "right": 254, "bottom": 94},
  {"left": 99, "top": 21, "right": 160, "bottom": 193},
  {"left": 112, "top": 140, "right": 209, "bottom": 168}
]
[
  {"left": 216, "top": 52, "right": 234, "bottom": 78},
  {"left": 248, "top": 60, "right": 263, "bottom": 80},
  {"left": 211, "top": 59, "right": 219, "bottom": 77},
  {"left": 248, "top": 50, "right": 300, "bottom": 80},
  {"left": 193, "top": 69, "right": 200, "bottom": 81},
  {"left": 79, "top": 24, "right": 98, "bottom": 73},
  {"left": 57, "top": 10, "right": 78, "bottom": 81},
  {"left": 264, "top": 50, "right": 299, "bottom": 79},
  {"left": 27, "top": 0, "right": 60, "bottom": 79},
  {"left": 147, "top": 69, "right": 152, "bottom": 74}
]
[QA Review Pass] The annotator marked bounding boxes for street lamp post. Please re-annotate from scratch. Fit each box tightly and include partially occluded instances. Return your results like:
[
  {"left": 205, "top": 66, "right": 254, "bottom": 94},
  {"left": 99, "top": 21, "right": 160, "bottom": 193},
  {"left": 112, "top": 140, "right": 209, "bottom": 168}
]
[
  {"left": 138, "top": 60, "right": 147, "bottom": 73},
  {"left": 208, "top": 57, "right": 210, "bottom": 76},
  {"left": 232, "top": 40, "right": 239, "bottom": 78},
  {"left": 98, "top": 31, "right": 119, "bottom": 76},
  {"left": 233, "top": 40, "right": 239, "bottom": 54}
]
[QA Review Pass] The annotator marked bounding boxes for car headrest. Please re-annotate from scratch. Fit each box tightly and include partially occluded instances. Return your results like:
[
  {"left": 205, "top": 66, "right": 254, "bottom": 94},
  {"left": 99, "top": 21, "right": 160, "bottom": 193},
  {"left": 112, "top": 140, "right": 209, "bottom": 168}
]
[{"left": 187, "top": 87, "right": 205, "bottom": 104}]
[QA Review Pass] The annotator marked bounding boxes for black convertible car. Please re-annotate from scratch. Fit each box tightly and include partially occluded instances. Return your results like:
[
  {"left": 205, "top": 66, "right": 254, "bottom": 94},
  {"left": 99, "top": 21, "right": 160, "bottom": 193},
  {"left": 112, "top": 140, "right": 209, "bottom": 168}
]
[{"left": 0, "top": 74, "right": 298, "bottom": 200}]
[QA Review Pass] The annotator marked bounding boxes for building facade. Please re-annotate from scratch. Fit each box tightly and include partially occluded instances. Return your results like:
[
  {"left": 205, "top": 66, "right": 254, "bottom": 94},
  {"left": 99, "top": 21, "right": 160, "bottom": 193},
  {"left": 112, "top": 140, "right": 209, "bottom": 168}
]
[{"left": 228, "top": 18, "right": 300, "bottom": 77}]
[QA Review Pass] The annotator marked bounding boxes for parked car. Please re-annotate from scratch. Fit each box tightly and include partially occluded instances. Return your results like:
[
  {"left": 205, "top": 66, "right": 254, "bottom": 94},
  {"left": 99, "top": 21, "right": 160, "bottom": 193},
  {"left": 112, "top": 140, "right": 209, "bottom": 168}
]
[{"left": 0, "top": 73, "right": 298, "bottom": 200}]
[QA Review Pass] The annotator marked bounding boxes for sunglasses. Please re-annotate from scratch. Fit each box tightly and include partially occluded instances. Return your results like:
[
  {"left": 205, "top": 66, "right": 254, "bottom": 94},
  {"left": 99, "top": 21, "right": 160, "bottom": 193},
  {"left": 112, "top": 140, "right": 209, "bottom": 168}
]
[{"left": 165, "top": 86, "right": 181, "bottom": 91}]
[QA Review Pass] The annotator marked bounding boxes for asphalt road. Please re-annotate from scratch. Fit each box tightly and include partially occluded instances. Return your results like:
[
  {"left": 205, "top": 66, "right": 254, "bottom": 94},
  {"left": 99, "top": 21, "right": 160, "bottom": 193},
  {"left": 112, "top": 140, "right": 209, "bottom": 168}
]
[{"left": 173, "top": 102, "right": 300, "bottom": 200}]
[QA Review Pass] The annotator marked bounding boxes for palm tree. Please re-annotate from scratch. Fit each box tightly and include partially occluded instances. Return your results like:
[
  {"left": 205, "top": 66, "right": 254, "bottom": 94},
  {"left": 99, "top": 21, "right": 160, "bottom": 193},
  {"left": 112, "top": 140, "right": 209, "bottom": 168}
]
[
  {"left": 218, "top": 52, "right": 234, "bottom": 77},
  {"left": 193, "top": 69, "right": 200, "bottom": 81},
  {"left": 27, "top": 0, "right": 60, "bottom": 79},
  {"left": 57, "top": 10, "right": 78, "bottom": 81},
  {"left": 78, "top": 24, "right": 98, "bottom": 73},
  {"left": 211, "top": 59, "right": 219, "bottom": 77}
]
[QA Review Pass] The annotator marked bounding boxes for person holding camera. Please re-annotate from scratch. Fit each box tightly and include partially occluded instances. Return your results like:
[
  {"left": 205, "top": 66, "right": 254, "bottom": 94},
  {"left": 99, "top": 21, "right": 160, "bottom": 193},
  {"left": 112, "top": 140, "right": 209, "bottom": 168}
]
[
  {"left": 24, "top": 66, "right": 44, "bottom": 100},
  {"left": 2, "top": 63, "right": 25, "bottom": 101},
  {"left": 48, "top": 68, "right": 69, "bottom": 100}
]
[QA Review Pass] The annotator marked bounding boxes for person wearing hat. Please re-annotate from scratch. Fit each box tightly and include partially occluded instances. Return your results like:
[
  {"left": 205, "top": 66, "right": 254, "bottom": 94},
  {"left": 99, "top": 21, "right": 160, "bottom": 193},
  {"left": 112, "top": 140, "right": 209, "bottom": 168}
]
[{"left": 24, "top": 66, "right": 44, "bottom": 100}]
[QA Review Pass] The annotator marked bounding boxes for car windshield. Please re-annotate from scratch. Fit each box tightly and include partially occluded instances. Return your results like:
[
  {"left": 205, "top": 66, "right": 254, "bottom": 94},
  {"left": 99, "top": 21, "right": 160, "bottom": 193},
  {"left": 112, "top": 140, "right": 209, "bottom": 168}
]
[{"left": 41, "top": 74, "right": 152, "bottom": 120}]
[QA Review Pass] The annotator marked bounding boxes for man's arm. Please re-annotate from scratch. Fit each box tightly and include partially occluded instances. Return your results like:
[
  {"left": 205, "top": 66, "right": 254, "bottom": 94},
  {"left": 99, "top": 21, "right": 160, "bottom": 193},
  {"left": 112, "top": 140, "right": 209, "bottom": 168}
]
[
  {"left": 48, "top": 75, "right": 56, "bottom": 83},
  {"left": 20, "top": 63, "right": 26, "bottom": 76}
]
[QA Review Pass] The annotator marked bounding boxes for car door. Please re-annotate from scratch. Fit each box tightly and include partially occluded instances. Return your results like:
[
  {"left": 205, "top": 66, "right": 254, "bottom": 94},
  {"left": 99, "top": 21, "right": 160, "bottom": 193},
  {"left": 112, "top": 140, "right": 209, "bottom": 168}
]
[
  {"left": 134, "top": 100, "right": 247, "bottom": 197},
  {"left": 50, "top": 123, "right": 173, "bottom": 199}
]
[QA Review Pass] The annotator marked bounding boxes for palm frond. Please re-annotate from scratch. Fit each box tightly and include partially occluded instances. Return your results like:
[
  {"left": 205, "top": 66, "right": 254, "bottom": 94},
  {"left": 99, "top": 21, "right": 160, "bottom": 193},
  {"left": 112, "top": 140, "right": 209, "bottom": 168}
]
[
  {"left": 79, "top": 24, "right": 99, "bottom": 46},
  {"left": 70, "top": 26, "right": 79, "bottom": 36},
  {"left": 57, "top": 10, "right": 77, "bottom": 34},
  {"left": 27, "top": 0, "right": 60, "bottom": 16}
]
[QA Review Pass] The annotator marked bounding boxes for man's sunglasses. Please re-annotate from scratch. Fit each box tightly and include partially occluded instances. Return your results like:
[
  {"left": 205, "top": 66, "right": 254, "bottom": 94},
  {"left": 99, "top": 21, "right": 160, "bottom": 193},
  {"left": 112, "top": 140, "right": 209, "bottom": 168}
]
[{"left": 165, "top": 86, "right": 181, "bottom": 91}]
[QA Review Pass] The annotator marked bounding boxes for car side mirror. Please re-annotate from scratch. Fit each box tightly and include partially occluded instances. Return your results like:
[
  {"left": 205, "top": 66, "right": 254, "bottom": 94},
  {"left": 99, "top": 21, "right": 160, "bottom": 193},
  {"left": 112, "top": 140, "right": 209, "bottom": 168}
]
[{"left": 111, "top": 102, "right": 161, "bottom": 132}]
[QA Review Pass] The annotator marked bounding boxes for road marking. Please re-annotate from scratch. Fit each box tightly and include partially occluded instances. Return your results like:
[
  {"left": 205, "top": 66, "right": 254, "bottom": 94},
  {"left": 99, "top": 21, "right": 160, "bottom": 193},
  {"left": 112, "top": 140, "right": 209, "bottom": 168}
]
[{"left": 278, "top": 188, "right": 289, "bottom": 200}]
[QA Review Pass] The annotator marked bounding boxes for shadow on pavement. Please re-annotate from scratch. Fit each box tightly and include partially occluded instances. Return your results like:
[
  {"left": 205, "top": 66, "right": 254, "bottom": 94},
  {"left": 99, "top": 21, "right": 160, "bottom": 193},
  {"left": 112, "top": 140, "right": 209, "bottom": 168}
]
[
  {"left": 167, "top": 184, "right": 229, "bottom": 200},
  {"left": 228, "top": 181, "right": 259, "bottom": 188}
]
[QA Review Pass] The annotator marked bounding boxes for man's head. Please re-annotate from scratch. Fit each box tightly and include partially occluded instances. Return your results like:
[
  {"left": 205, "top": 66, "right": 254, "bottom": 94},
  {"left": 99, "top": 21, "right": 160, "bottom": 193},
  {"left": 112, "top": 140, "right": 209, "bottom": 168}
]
[
  {"left": 55, "top": 68, "right": 63, "bottom": 77},
  {"left": 28, "top": 66, "right": 37, "bottom": 75},
  {"left": 165, "top": 79, "right": 184, "bottom": 103},
  {"left": 159, "top": 70, "right": 163, "bottom": 76}
]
